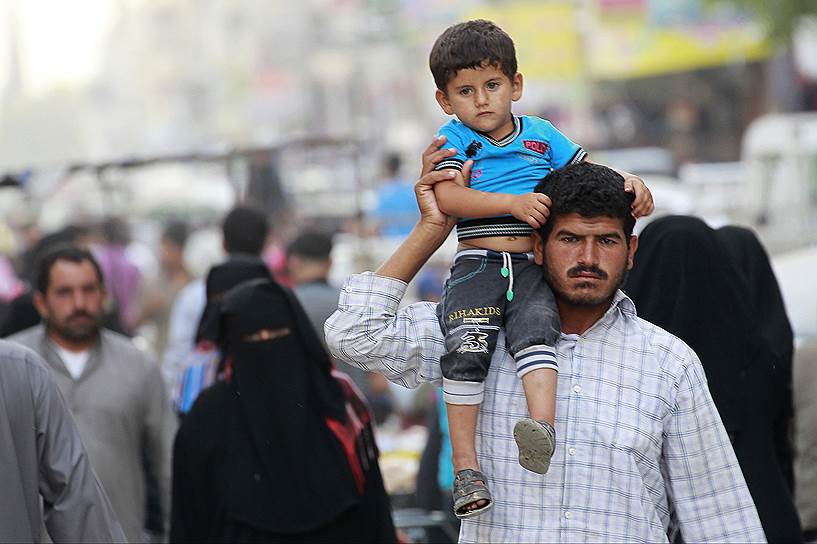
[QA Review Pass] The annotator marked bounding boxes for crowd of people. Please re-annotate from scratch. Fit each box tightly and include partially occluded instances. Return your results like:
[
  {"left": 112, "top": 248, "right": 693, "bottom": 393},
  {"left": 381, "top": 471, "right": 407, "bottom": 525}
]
[
  {"left": 0, "top": 154, "right": 815, "bottom": 544},
  {"left": 1, "top": 16, "right": 816, "bottom": 544},
  {"left": 0, "top": 203, "right": 403, "bottom": 542}
]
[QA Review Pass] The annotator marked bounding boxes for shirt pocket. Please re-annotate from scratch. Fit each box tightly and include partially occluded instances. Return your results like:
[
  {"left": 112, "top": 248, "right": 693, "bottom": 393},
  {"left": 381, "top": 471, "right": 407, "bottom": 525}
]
[{"left": 612, "top": 420, "right": 656, "bottom": 454}]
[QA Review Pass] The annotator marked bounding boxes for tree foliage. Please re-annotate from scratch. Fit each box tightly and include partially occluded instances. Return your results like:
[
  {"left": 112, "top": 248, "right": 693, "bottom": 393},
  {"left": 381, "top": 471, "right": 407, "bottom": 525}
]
[{"left": 710, "top": 0, "right": 817, "bottom": 45}]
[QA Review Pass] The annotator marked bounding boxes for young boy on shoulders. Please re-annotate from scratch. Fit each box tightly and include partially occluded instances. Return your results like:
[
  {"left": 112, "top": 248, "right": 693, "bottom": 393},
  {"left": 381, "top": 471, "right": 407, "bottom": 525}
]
[{"left": 427, "top": 19, "right": 653, "bottom": 519}]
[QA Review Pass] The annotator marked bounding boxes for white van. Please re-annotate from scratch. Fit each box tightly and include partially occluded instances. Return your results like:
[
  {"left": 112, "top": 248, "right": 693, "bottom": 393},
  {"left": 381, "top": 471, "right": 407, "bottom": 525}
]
[{"left": 741, "top": 112, "right": 817, "bottom": 252}]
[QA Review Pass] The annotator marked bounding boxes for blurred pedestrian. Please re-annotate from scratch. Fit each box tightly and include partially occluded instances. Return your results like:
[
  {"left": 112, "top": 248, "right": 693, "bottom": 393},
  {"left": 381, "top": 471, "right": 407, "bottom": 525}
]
[
  {"left": 171, "top": 279, "right": 396, "bottom": 543},
  {"left": 0, "top": 222, "right": 25, "bottom": 310},
  {"left": 92, "top": 217, "right": 142, "bottom": 334},
  {"left": 8, "top": 245, "right": 176, "bottom": 543},
  {"left": 196, "top": 205, "right": 272, "bottom": 335},
  {"left": 416, "top": 265, "right": 445, "bottom": 303},
  {"left": 286, "top": 229, "right": 338, "bottom": 339},
  {"left": 625, "top": 215, "right": 802, "bottom": 543},
  {"left": 369, "top": 152, "right": 419, "bottom": 237},
  {"left": 0, "top": 340, "right": 125, "bottom": 543},
  {"left": 134, "top": 221, "right": 193, "bottom": 376},
  {"left": 287, "top": 228, "right": 372, "bottom": 395}
]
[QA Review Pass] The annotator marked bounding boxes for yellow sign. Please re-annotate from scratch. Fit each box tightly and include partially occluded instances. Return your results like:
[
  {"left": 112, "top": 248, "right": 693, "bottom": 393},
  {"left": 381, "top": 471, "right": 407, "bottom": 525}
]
[
  {"left": 468, "top": 1, "right": 770, "bottom": 81},
  {"left": 590, "top": 11, "right": 770, "bottom": 79},
  {"left": 470, "top": 4, "right": 582, "bottom": 80}
]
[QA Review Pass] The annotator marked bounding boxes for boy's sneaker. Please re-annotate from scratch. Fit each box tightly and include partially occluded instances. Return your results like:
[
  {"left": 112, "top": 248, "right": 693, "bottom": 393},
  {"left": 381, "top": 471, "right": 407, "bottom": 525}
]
[{"left": 513, "top": 418, "right": 556, "bottom": 474}]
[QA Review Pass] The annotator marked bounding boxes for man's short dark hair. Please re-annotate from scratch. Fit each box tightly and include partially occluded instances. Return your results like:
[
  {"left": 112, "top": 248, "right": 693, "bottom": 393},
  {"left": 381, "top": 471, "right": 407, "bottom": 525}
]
[
  {"left": 286, "top": 230, "right": 333, "bottom": 261},
  {"left": 36, "top": 244, "right": 105, "bottom": 294},
  {"left": 162, "top": 220, "right": 189, "bottom": 249},
  {"left": 535, "top": 162, "right": 636, "bottom": 242},
  {"left": 101, "top": 217, "right": 130, "bottom": 245},
  {"left": 429, "top": 19, "right": 517, "bottom": 92},
  {"left": 222, "top": 205, "right": 269, "bottom": 255},
  {"left": 384, "top": 153, "right": 401, "bottom": 177}
]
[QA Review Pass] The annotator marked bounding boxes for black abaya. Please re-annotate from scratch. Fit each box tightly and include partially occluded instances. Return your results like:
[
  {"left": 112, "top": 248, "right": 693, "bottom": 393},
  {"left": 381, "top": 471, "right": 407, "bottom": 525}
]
[{"left": 171, "top": 279, "right": 396, "bottom": 543}]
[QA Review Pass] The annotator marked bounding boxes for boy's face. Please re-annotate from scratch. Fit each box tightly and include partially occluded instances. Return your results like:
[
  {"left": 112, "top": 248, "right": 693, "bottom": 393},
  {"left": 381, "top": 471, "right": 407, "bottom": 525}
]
[{"left": 436, "top": 62, "right": 522, "bottom": 140}]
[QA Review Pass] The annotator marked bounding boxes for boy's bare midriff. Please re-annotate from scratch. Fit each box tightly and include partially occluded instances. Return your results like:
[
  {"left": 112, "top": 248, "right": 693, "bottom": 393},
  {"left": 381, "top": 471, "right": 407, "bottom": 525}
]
[{"left": 458, "top": 235, "right": 534, "bottom": 253}]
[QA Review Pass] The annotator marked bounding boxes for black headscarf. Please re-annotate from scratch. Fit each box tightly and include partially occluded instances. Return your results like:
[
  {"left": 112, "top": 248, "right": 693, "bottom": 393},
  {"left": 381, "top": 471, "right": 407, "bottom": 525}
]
[
  {"left": 624, "top": 216, "right": 758, "bottom": 418},
  {"left": 195, "top": 256, "right": 273, "bottom": 343},
  {"left": 201, "top": 278, "right": 357, "bottom": 534},
  {"left": 624, "top": 215, "right": 802, "bottom": 543},
  {"left": 715, "top": 225, "right": 794, "bottom": 374}
]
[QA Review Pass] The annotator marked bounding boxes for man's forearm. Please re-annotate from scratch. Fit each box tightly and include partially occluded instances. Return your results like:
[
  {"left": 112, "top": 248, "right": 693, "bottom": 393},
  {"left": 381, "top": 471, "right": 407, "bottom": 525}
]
[{"left": 376, "top": 223, "right": 450, "bottom": 283}]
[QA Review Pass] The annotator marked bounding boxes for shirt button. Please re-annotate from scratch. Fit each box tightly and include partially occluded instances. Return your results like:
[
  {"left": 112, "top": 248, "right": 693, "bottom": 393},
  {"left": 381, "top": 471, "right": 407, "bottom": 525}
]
[
  {"left": 568, "top": 447, "right": 577, "bottom": 456},
  {"left": 564, "top": 511, "right": 572, "bottom": 519},
  {"left": 572, "top": 384, "right": 582, "bottom": 393}
]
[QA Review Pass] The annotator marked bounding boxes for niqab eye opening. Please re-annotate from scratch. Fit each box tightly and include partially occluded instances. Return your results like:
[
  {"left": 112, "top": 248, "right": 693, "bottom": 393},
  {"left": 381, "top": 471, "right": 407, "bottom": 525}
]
[{"left": 241, "top": 328, "right": 291, "bottom": 342}]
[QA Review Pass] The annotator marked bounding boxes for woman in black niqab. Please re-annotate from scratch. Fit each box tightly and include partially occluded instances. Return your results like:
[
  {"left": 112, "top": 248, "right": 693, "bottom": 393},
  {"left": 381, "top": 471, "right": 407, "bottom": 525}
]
[
  {"left": 716, "top": 225, "right": 796, "bottom": 490},
  {"left": 171, "top": 279, "right": 396, "bottom": 543},
  {"left": 624, "top": 215, "right": 801, "bottom": 544}
]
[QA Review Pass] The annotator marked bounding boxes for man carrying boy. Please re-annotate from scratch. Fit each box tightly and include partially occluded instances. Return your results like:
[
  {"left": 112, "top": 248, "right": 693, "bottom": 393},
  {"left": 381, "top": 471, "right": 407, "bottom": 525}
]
[
  {"left": 325, "top": 142, "right": 765, "bottom": 543},
  {"left": 427, "top": 19, "right": 653, "bottom": 517}
]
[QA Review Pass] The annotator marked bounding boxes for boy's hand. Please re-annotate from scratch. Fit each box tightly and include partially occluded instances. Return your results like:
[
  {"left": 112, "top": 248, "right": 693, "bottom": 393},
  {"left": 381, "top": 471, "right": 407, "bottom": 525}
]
[
  {"left": 623, "top": 175, "right": 654, "bottom": 218},
  {"left": 509, "top": 193, "right": 552, "bottom": 228},
  {"left": 584, "top": 159, "right": 654, "bottom": 218}
]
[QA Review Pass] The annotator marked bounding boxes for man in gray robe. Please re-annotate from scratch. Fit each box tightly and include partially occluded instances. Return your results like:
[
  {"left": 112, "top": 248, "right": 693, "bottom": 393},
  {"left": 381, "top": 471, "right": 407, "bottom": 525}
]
[
  {"left": 9, "top": 245, "right": 175, "bottom": 543},
  {"left": 0, "top": 340, "right": 125, "bottom": 542}
]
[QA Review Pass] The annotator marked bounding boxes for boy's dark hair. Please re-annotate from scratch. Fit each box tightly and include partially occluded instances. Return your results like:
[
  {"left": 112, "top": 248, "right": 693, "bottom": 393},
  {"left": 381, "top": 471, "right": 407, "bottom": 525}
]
[
  {"left": 535, "top": 162, "right": 636, "bottom": 243},
  {"left": 222, "top": 205, "right": 269, "bottom": 255},
  {"left": 36, "top": 244, "right": 105, "bottom": 295},
  {"left": 286, "top": 230, "right": 333, "bottom": 261},
  {"left": 429, "top": 19, "right": 517, "bottom": 92}
]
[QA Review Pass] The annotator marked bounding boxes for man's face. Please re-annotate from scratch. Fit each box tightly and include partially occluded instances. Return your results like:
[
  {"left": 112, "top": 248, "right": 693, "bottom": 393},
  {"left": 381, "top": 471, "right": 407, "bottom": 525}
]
[
  {"left": 34, "top": 259, "right": 106, "bottom": 345},
  {"left": 534, "top": 212, "right": 638, "bottom": 308},
  {"left": 159, "top": 236, "right": 182, "bottom": 270}
]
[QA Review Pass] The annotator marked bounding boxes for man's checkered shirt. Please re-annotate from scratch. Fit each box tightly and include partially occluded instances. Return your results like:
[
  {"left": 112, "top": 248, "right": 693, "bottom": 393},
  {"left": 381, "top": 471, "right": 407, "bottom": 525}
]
[{"left": 326, "top": 272, "right": 766, "bottom": 543}]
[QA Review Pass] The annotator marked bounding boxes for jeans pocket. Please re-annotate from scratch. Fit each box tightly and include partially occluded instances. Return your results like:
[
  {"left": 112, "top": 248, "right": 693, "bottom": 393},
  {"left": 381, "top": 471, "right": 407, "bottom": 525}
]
[{"left": 448, "top": 256, "right": 487, "bottom": 288}]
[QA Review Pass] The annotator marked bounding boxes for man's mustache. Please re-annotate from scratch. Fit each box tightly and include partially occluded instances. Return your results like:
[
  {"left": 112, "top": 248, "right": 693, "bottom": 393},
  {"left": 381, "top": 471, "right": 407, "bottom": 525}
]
[
  {"left": 567, "top": 265, "right": 608, "bottom": 279},
  {"left": 67, "top": 311, "right": 95, "bottom": 321}
]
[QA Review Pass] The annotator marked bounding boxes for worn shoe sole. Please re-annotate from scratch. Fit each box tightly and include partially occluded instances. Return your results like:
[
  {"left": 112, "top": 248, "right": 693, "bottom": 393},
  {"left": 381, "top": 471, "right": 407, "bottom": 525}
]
[
  {"left": 513, "top": 418, "right": 555, "bottom": 474},
  {"left": 452, "top": 469, "right": 494, "bottom": 519}
]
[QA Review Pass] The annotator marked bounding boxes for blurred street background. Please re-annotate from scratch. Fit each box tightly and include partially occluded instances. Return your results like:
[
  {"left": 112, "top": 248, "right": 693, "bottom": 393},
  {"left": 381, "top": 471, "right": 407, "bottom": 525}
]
[{"left": 1, "top": 0, "right": 817, "bottom": 539}]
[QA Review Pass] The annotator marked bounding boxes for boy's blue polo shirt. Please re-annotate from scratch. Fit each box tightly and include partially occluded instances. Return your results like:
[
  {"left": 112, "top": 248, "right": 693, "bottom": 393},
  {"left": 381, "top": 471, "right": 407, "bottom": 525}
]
[{"left": 435, "top": 115, "right": 586, "bottom": 240}]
